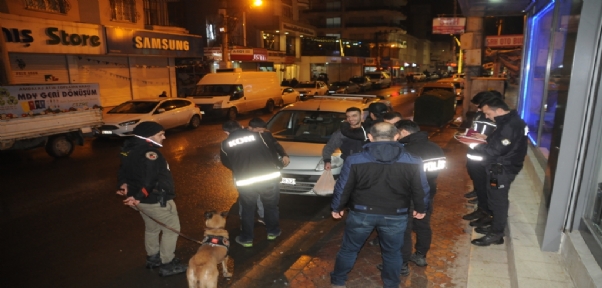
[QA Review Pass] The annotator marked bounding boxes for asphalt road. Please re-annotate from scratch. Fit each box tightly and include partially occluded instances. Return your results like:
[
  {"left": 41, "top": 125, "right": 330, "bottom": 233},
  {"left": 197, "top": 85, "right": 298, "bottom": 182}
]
[{"left": 0, "top": 85, "right": 419, "bottom": 288}]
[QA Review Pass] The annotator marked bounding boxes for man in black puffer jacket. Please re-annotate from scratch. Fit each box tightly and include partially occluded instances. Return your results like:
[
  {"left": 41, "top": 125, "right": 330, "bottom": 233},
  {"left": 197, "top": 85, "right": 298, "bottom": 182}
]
[
  {"left": 117, "top": 121, "right": 187, "bottom": 276},
  {"left": 330, "top": 122, "right": 430, "bottom": 288}
]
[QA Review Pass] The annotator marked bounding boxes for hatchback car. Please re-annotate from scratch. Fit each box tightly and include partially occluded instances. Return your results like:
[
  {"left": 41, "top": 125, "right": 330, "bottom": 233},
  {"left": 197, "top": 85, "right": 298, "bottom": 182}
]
[
  {"left": 364, "top": 71, "right": 392, "bottom": 89},
  {"left": 281, "top": 87, "right": 301, "bottom": 105},
  {"left": 436, "top": 78, "right": 464, "bottom": 102},
  {"left": 349, "top": 76, "right": 373, "bottom": 92},
  {"left": 328, "top": 81, "right": 361, "bottom": 94},
  {"left": 99, "top": 98, "right": 202, "bottom": 137},
  {"left": 266, "top": 95, "right": 389, "bottom": 195},
  {"left": 295, "top": 81, "right": 328, "bottom": 100}
]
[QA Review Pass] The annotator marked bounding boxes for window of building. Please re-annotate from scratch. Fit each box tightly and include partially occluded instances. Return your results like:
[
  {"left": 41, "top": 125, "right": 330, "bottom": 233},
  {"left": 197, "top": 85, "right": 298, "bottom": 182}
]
[
  {"left": 326, "top": 17, "right": 341, "bottom": 28},
  {"left": 144, "top": 0, "right": 168, "bottom": 26},
  {"left": 24, "top": 0, "right": 70, "bottom": 14},
  {"left": 282, "top": 5, "right": 293, "bottom": 18},
  {"left": 110, "top": 0, "right": 137, "bottom": 23},
  {"left": 263, "top": 33, "right": 280, "bottom": 51},
  {"left": 285, "top": 35, "right": 296, "bottom": 56},
  {"left": 326, "top": 1, "right": 341, "bottom": 10}
]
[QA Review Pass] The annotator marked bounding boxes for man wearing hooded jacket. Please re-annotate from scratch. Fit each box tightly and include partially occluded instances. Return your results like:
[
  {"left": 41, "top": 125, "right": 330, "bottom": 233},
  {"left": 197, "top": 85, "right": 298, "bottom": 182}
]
[{"left": 116, "top": 121, "right": 187, "bottom": 277}]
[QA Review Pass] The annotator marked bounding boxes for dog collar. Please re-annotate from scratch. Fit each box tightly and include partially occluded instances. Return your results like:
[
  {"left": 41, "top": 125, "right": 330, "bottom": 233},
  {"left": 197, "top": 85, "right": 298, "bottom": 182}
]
[{"left": 201, "top": 235, "right": 230, "bottom": 253}]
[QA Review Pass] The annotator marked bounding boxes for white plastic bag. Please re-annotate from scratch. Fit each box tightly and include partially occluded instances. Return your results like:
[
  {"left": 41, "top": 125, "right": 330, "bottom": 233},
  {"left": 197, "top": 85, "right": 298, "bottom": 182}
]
[{"left": 314, "top": 170, "right": 335, "bottom": 196}]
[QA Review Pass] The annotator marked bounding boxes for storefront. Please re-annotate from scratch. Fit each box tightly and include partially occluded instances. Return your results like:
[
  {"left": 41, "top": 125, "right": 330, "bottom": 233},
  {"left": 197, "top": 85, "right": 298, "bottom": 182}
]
[
  {"left": 267, "top": 51, "right": 298, "bottom": 82},
  {"left": 104, "top": 27, "right": 203, "bottom": 105},
  {"left": 298, "top": 56, "right": 364, "bottom": 83},
  {"left": 517, "top": 0, "right": 602, "bottom": 283},
  {"left": 203, "top": 47, "right": 273, "bottom": 72}
]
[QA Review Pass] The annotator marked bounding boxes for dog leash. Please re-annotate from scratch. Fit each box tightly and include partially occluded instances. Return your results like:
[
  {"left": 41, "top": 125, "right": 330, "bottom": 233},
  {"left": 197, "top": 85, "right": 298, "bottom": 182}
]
[{"left": 132, "top": 204, "right": 203, "bottom": 245}]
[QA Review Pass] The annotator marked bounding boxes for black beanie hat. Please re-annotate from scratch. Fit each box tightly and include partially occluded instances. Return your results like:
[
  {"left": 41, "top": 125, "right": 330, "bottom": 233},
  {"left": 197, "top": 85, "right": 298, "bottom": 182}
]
[
  {"left": 368, "top": 102, "right": 388, "bottom": 116},
  {"left": 133, "top": 121, "right": 164, "bottom": 137}
]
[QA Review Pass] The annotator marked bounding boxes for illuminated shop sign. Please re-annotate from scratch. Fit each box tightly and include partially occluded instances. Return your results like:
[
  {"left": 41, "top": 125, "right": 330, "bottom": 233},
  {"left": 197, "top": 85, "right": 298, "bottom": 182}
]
[{"left": 105, "top": 27, "right": 203, "bottom": 57}]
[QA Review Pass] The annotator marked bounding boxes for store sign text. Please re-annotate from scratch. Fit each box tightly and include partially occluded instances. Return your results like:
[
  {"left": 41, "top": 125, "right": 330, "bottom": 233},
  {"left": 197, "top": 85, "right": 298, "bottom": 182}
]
[
  {"left": 46, "top": 27, "right": 101, "bottom": 47},
  {"left": 134, "top": 36, "right": 190, "bottom": 51},
  {"left": 2, "top": 28, "right": 34, "bottom": 43}
]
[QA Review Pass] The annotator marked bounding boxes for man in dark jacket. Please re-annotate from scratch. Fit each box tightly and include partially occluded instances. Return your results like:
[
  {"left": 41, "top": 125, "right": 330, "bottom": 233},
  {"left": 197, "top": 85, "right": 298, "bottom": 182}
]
[
  {"left": 220, "top": 120, "right": 282, "bottom": 248},
  {"left": 116, "top": 121, "right": 187, "bottom": 276},
  {"left": 469, "top": 97, "right": 528, "bottom": 246},
  {"left": 463, "top": 91, "right": 502, "bottom": 227},
  {"left": 322, "top": 107, "right": 367, "bottom": 170},
  {"left": 330, "top": 122, "right": 430, "bottom": 288}
]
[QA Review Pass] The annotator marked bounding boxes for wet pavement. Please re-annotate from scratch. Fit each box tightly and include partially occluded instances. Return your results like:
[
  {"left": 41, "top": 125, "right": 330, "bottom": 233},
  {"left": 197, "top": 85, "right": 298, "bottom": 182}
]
[{"left": 281, "top": 124, "right": 475, "bottom": 288}]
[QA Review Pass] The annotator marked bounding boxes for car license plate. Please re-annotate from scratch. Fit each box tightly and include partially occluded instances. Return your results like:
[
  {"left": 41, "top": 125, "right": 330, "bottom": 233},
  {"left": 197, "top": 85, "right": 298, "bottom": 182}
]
[
  {"left": 281, "top": 178, "right": 296, "bottom": 185},
  {"left": 101, "top": 130, "right": 112, "bottom": 135}
]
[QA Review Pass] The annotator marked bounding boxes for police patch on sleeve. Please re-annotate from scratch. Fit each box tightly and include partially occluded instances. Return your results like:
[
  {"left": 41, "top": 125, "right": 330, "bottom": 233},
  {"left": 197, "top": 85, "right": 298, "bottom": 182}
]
[
  {"left": 146, "top": 151, "right": 158, "bottom": 160},
  {"left": 501, "top": 139, "right": 511, "bottom": 146}
]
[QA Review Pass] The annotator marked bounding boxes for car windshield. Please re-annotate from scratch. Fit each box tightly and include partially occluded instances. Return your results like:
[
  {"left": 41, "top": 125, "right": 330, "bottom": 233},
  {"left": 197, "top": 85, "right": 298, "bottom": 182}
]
[
  {"left": 267, "top": 110, "right": 346, "bottom": 144},
  {"left": 366, "top": 74, "right": 381, "bottom": 79},
  {"left": 190, "top": 84, "right": 242, "bottom": 97},
  {"left": 108, "top": 101, "right": 158, "bottom": 114},
  {"left": 297, "top": 83, "right": 316, "bottom": 88}
]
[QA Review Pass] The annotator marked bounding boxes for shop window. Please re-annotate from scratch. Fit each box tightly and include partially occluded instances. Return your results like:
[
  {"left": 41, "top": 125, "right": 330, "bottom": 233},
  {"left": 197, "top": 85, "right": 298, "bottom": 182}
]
[
  {"left": 110, "top": 0, "right": 138, "bottom": 23},
  {"left": 326, "top": 17, "right": 341, "bottom": 28},
  {"left": 263, "top": 33, "right": 280, "bottom": 51},
  {"left": 24, "top": 0, "right": 70, "bottom": 14},
  {"left": 285, "top": 35, "right": 296, "bottom": 56}
]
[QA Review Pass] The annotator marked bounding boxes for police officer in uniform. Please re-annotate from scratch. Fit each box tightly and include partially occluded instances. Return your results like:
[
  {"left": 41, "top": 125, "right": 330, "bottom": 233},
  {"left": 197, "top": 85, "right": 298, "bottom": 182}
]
[
  {"left": 220, "top": 120, "right": 282, "bottom": 248},
  {"left": 116, "top": 121, "right": 187, "bottom": 276},
  {"left": 469, "top": 97, "right": 528, "bottom": 246},
  {"left": 375, "top": 119, "right": 446, "bottom": 276},
  {"left": 463, "top": 91, "right": 502, "bottom": 227}
]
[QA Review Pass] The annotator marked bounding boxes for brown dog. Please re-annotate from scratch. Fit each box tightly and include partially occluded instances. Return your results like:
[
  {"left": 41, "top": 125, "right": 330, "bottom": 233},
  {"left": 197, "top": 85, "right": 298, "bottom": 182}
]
[{"left": 187, "top": 211, "right": 232, "bottom": 288}]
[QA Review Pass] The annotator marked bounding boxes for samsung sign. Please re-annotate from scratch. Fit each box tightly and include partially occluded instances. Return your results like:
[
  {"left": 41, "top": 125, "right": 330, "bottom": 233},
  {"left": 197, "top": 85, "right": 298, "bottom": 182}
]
[{"left": 105, "top": 27, "right": 203, "bottom": 57}]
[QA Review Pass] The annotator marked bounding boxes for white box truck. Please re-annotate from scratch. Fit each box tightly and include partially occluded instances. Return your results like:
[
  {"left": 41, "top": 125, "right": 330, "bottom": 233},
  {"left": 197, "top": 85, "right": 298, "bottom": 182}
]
[
  {"left": 186, "top": 69, "right": 283, "bottom": 120},
  {"left": 0, "top": 84, "right": 103, "bottom": 158}
]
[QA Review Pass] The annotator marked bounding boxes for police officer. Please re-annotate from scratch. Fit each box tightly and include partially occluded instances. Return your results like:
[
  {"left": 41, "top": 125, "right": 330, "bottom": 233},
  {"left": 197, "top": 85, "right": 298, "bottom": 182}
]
[
  {"left": 469, "top": 97, "right": 528, "bottom": 246},
  {"left": 116, "top": 121, "right": 187, "bottom": 276},
  {"left": 463, "top": 91, "right": 502, "bottom": 228},
  {"left": 375, "top": 119, "right": 446, "bottom": 276},
  {"left": 220, "top": 120, "right": 282, "bottom": 248}
]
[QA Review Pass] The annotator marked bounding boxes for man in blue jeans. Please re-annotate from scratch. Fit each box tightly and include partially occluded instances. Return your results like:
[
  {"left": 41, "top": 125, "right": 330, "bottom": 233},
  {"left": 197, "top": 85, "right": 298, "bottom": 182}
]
[{"left": 330, "top": 122, "right": 430, "bottom": 288}]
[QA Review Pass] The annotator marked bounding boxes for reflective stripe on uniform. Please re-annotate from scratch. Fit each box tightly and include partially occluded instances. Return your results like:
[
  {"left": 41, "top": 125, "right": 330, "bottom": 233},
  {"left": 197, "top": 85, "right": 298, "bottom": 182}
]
[
  {"left": 236, "top": 171, "right": 281, "bottom": 186},
  {"left": 423, "top": 157, "right": 446, "bottom": 172},
  {"left": 467, "top": 154, "right": 483, "bottom": 161}
]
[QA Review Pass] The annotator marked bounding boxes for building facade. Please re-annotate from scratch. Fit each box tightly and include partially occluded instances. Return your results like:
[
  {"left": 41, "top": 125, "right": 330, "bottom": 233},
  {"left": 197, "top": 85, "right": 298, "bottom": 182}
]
[
  {"left": 459, "top": 0, "right": 602, "bottom": 286},
  {"left": 1, "top": 0, "right": 204, "bottom": 105}
]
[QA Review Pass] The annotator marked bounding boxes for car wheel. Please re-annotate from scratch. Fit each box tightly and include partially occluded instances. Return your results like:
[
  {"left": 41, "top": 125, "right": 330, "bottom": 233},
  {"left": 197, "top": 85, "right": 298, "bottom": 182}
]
[
  {"left": 264, "top": 100, "right": 275, "bottom": 113},
  {"left": 226, "top": 107, "right": 237, "bottom": 120},
  {"left": 188, "top": 115, "right": 201, "bottom": 129},
  {"left": 45, "top": 135, "right": 74, "bottom": 158}
]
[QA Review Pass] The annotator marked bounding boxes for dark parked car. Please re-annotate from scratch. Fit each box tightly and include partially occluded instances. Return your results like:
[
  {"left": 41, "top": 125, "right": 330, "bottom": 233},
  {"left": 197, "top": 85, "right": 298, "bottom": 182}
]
[
  {"left": 328, "top": 81, "right": 361, "bottom": 94},
  {"left": 349, "top": 76, "right": 372, "bottom": 92}
]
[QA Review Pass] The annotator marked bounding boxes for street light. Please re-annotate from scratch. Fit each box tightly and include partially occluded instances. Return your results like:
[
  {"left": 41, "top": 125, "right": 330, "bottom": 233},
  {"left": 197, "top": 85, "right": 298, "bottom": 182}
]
[
  {"left": 220, "top": 0, "right": 262, "bottom": 68},
  {"left": 452, "top": 35, "right": 463, "bottom": 73},
  {"left": 243, "top": 0, "right": 262, "bottom": 46}
]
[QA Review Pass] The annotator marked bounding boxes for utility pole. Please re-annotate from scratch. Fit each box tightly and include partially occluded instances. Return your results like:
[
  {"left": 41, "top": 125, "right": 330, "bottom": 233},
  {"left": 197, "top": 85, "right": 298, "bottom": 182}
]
[{"left": 218, "top": 9, "right": 231, "bottom": 69}]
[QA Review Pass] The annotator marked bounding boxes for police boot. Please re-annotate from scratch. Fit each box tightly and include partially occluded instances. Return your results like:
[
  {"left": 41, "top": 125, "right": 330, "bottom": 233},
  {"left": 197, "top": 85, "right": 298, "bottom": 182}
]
[
  {"left": 469, "top": 214, "right": 493, "bottom": 227},
  {"left": 471, "top": 233, "right": 504, "bottom": 246},
  {"left": 146, "top": 253, "right": 161, "bottom": 269},
  {"left": 462, "top": 208, "right": 487, "bottom": 221},
  {"left": 158, "top": 257, "right": 188, "bottom": 277},
  {"left": 475, "top": 226, "right": 491, "bottom": 234},
  {"left": 409, "top": 252, "right": 427, "bottom": 267}
]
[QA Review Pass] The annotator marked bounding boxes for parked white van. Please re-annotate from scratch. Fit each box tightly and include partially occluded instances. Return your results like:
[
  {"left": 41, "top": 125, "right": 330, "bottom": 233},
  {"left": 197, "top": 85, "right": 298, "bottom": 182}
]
[{"left": 186, "top": 69, "right": 283, "bottom": 120}]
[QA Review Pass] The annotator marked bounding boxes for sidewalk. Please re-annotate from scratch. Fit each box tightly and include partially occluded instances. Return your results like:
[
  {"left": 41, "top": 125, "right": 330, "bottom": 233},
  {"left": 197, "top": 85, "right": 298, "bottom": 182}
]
[{"left": 282, "top": 126, "right": 575, "bottom": 287}]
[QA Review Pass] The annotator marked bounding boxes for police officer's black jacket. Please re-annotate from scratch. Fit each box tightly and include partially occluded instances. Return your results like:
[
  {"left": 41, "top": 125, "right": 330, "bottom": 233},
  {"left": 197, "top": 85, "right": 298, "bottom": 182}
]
[
  {"left": 473, "top": 110, "right": 528, "bottom": 174},
  {"left": 400, "top": 131, "right": 446, "bottom": 196},
  {"left": 220, "top": 129, "right": 281, "bottom": 186},
  {"left": 331, "top": 141, "right": 430, "bottom": 215},
  {"left": 118, "top": 137, "right": 175, "bottom": 204}
]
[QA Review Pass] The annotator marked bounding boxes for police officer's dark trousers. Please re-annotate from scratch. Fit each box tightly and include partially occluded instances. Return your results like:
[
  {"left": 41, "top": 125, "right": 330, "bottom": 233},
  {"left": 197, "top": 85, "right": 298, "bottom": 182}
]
[
  {"left": 467, "top": 160, "right": 491, "bottom": 214},
  {"left": 402, "top": 193, "right": 435, "bottom": 261},
  {"left": 486, "top": 168, "right": 516, "bottom": 235},
  {"left": 237, "top": 180, "right": 281, "bottom": 242}
]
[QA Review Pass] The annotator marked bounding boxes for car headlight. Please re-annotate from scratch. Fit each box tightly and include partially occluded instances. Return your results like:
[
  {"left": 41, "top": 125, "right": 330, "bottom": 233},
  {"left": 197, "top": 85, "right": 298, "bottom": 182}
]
[
  {"left": 213, "top": 101, "right": 223, "bottom": 109},
  {"left": 119, "top": 119, "right": 140, "bottom": 126},
  {"left": 315, "top": 156, "right": 344, "bottom": 171}
]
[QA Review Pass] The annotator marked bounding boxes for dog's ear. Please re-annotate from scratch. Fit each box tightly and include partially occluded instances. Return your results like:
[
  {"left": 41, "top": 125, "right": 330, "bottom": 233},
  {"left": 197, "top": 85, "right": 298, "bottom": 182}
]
[
  {"left": 220, "top": 211, "right": 228, "bottom": 218},
  {"left": 204, "top": 211, "right": 215, "bottom": 219}
]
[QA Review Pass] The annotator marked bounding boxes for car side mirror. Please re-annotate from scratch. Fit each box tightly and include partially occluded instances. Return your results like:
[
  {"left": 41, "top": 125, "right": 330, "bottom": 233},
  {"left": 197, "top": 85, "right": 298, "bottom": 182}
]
[{"left": 155, "top": 108, "right": 166, "bottom": 114}]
